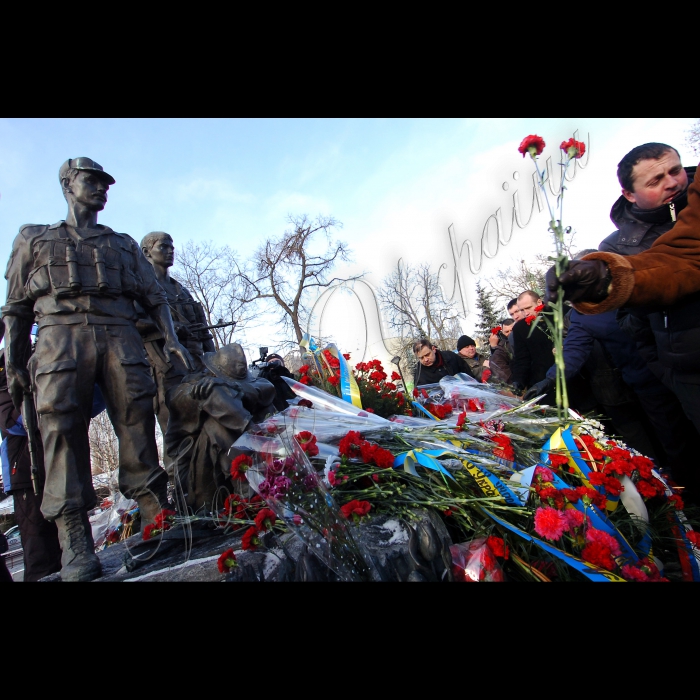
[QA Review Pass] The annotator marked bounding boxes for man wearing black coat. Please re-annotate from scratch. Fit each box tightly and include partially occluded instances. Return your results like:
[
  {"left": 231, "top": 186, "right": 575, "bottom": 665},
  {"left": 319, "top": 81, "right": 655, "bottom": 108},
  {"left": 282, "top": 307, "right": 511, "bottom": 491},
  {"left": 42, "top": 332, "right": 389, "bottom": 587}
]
[
  {"left": 509, "top": 291, "right": 554, "bottom": 394},
  {"left": 412, "top": 339, "right": 473, "bottom": 387}
]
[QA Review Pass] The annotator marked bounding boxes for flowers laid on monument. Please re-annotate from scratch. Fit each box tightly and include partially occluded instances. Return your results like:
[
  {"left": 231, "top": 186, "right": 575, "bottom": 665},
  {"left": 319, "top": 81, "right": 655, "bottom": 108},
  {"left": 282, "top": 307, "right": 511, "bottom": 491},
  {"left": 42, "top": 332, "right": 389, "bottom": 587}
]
[
  {"left": 222, "top": 371, "right": 700, "bottom": 582},
  {"left": 142, "top": 509, "right": 177, "bottom": 540}
]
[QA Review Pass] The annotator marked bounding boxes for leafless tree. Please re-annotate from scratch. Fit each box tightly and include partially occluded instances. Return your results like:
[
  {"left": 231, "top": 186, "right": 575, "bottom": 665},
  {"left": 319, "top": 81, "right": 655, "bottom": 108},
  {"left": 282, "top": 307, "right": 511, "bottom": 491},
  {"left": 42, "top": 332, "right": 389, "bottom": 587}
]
[
  {"left": 482, "top": 242, "right": 580, "bottom": 313},
  {"left": 378, "top": 259, "right": 464, "bottom": 360},
  {"left": 88, "top": 411, "right": 120, "bottom": 479},
  {"left": 686, "top": 118, "right": 700, "bottom": 157},
  {"left": 237, "top": 215, "right": 361, "bottom": 348},
  {"left": 89, "top": 411, "right": 165, "bottom": 496},
  {"left": 173, "top": 240, "right": 260, "bottom": 349}
]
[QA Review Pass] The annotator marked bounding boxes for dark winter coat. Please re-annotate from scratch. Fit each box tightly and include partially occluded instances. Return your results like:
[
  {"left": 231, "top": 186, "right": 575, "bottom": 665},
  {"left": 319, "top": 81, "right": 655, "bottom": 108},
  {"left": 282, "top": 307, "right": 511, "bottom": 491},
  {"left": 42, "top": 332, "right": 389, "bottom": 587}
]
[
  {"left": 598, "top": 166, "right": 695, "bottom": 257},
  {"left": 489, "top": 334, "right": 512, "bottom": 384},
  {"left": 575, "top": 166, "right": 700, "bottom": 381},
  {"left": 545, "top": 309, "right": 666, "bottom": 396},
  {"left": 510, "top": 317, "right": 554, "bottom": 388},
  {"left": 413, "top": 349, "right": 472, "bottom": 387},
  {"left": 460, "top": 352, "right": 488, "bottom": 382}
]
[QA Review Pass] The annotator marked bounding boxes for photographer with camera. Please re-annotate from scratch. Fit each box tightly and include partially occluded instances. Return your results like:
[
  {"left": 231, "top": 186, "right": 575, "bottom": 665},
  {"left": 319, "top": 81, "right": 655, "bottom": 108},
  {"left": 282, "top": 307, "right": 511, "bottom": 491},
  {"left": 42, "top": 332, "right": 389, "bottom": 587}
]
[{"left": 254, "top": 349, "right": 296, "bottom": 412}]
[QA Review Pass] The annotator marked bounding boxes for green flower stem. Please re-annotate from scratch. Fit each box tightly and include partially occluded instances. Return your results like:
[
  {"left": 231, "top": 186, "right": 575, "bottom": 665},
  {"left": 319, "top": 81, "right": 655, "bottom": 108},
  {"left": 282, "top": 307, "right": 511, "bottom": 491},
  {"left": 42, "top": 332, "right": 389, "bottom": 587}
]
[{"left": 529, "top": 151, "right": 576, "bottom": 419}]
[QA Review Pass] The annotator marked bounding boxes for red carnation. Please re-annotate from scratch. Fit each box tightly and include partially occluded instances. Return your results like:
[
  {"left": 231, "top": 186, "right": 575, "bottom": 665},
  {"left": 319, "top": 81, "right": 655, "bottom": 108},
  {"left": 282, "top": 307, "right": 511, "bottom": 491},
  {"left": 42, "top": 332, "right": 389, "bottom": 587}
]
[
  {"left": 242, "top": 526, "right": 260, "bottom": 551},
  {"left": 581, "top": 541, "right": 616, "bottom": 572},
  {"left": 548, "top": 453, "right": 569, "bottom": 470},
  {"left": 491, "top": 434, "right": 515, "bottom": 462},
  {"left": 518, "top": 134, "right": 546, "bottom": 158},
  {"left": 217, "top": 548, "right": 238, "bottom": 574},
  {"left": 372, "top": 446, "right": 395, "bottom": 469},
  {"left": 340, "top": 499, "right": 372, "bottom": 522},
  {"left": 338, "top": 430, "right": 364, "bottom": 458},
  {"left": 343, "top": 353, "right": 351, "bottom": 360},
  {"left": 560, "top": 137, "right": 586, "bottom": 159},
  {"left": 327, "top": 375, "right": 340, "bottom": 386},
  {"left": 391, "top": 371, "right": 401, "bottom": 381},
  {"left": 254, "top": 508, "right": 277, "bottom": 532},
  {"left": 533, "top": 506, "right": 566, "bottom": 541},
  {"left": 230, "top": 454, "right": 253, "bottom": 480},
  {"left": 486, "top": 535, "right": 510, "bottom": 560},
  {"left": 154, "top": 508, "right": 177, "bottom": 530},
  {"left": 142, "top": 523, "right": 161, "bottom": 541},
  {"left": 491, "top": 326, "right": 502, "bottom": 335},
  {"left": 585, "top": 527, "right": 621, "bottom": 557}
]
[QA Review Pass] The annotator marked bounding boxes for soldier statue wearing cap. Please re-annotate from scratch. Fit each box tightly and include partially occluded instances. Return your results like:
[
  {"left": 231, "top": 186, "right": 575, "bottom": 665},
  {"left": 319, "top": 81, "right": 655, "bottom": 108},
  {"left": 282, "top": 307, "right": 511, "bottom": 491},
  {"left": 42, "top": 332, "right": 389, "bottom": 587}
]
[{"left": 1, "top": 157, "right": 194, "bottom": 581}]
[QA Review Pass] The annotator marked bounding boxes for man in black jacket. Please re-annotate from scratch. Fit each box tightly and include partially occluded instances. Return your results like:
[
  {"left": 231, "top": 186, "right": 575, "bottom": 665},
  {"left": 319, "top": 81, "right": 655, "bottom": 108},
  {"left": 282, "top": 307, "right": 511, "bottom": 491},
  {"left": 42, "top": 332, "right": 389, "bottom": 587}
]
[
  {"left": 412, "top": 339, "right": 473, "bottom": 387},
  {"left": 510, "top": 291, "right": 554, "bottom": 394}
]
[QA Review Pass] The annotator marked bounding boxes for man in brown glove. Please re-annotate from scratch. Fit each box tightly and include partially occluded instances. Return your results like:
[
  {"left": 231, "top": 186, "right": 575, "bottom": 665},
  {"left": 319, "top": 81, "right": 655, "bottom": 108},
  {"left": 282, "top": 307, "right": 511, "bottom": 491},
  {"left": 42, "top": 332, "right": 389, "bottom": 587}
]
[{"left": 546, "top": 144, "right": 700, "bottom": 433}]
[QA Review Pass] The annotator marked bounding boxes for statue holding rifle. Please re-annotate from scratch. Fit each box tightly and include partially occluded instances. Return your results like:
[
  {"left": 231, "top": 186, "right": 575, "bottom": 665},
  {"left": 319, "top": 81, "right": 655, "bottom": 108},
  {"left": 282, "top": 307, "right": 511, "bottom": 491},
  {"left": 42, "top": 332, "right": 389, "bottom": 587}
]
[{"left": 1, "top": 158, "right": 194, "bottom": 582}]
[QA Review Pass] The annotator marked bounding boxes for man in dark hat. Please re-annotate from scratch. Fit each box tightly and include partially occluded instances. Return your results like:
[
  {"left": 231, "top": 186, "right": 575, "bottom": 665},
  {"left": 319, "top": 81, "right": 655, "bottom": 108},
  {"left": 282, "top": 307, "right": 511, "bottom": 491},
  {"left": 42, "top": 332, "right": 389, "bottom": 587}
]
[
  {"left": 164, "top": 343, "right": 276, "bottom": 512},
  {"left": 1, "top": 157, "right": 193, "bottom": 581},
  {"left": 456, "top": 335, "right": 489, "bottom": 382}
]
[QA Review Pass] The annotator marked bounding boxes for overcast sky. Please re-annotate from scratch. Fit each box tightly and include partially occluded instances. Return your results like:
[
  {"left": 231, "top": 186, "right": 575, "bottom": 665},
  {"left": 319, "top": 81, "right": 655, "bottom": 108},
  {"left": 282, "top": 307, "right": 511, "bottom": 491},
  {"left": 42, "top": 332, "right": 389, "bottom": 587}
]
[{"left": 1, "top": 118, "right": 697, "bottom": 361}]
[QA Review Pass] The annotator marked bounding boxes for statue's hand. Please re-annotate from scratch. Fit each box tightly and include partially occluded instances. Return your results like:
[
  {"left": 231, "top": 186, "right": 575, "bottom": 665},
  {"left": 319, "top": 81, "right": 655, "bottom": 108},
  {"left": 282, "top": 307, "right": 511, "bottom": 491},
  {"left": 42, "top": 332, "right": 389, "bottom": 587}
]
[
  {"left": 191, "top": 377, "right": 216, "bottom": 400},
  {"left": 163, "top": 339, "right": 195, "bottom": 372},
  {"left": 6, "top": 363, "right": 31, "bottom": 411}
]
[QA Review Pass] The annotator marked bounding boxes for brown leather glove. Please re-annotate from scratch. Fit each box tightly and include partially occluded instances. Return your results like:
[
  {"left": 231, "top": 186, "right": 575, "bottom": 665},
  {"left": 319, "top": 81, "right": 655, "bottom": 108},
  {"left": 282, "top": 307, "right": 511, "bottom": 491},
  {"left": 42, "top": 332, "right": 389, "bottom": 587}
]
[{"left": 545, "top": 259, "right": 612, "bottom": 304}]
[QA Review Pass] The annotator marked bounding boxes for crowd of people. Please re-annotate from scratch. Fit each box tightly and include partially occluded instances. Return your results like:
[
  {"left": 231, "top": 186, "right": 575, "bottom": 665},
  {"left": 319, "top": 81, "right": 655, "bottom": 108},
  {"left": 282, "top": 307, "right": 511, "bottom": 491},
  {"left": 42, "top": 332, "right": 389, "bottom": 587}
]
[{"left": 412, "top": 141, "right": 700, "bottom": 506}]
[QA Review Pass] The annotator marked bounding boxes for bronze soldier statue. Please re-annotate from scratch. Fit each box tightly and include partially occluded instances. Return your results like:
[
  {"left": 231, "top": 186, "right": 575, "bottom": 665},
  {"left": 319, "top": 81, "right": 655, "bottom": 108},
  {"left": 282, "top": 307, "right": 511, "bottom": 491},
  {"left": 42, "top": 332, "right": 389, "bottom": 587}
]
[
  {"left": 138, "top": 231, "right": 216, "bottom": 439},
  {"left": 1, "top": 157, "right": 194, "bottom": 581},
  {"left": 165, "top": 343, "right": 276, "bottom": 513}
]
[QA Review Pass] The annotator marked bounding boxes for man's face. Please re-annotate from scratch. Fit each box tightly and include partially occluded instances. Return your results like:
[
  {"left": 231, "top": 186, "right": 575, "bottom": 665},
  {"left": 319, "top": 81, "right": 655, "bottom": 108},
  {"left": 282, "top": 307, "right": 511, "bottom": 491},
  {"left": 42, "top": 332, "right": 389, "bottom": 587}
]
[
  {"left": 148, "top": 236, "right": 175, "bottom": 268},
  {"left": 459, "top": 345, "right": 477, "bottom": 359},
  {"left": 415, "top": 345, "right": 436, "bottom": 367},
  {"left": 67, "top": 170, "right": 110, "bottom": 211},
  {"left": 623, "top": 150, "right": 687, "bottom": 210},
  {"left": 508, "top": 305, "right": 523, "bottom": 322},
  {"left": 502, "top": 325, "right": 513, "bottom": 338},
  {"left": 518, "top": 295, "right": 541, "bottom": 317}
]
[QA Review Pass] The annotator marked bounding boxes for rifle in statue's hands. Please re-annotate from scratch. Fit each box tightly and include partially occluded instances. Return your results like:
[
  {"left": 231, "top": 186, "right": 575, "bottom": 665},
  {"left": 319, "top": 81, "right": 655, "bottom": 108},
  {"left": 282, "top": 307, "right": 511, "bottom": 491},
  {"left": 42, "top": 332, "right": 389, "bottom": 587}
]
[
  {"left": 188, "top": 319, "right": 237, "bottom": 340},
  {"left": 22, "top": 390, "right": 42, "bottom": 497}
]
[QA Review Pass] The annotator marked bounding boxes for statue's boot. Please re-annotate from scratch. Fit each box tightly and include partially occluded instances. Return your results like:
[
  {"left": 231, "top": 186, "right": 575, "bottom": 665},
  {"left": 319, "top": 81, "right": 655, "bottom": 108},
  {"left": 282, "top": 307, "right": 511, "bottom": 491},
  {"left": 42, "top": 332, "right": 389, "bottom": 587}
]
[
  {"left": 56, "top": 509, "right": 102, "bottom": 582},
  {"left": 137, "top": 489, "right": 172, "bottom": 530}
]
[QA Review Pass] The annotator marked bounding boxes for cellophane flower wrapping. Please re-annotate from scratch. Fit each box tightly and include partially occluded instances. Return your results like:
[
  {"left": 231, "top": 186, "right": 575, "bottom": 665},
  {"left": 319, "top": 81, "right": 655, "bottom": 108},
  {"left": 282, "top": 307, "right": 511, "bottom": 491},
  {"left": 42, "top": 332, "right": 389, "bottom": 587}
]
[
  {"left": 450, "top": 538, "right": 506, "bottom": 582},
  {"left": 230, "top": 430, "right": 376, "bottom": 581},
  {"left": 439, "top": 375, "right": 520, "bottom": 415}
]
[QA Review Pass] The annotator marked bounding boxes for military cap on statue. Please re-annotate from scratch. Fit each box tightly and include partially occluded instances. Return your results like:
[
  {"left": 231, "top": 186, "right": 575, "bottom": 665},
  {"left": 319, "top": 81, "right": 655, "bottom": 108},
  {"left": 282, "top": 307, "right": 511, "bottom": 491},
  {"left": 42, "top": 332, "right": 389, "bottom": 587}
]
[{"left": 59, "top": 157, "right": 116, "bottom": 185}]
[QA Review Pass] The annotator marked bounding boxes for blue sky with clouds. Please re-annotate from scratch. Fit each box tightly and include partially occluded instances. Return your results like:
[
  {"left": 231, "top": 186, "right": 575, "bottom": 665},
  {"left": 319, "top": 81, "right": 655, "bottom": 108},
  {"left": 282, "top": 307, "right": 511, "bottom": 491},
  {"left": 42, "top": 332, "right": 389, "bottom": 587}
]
[{"left": 1, "top": 118, "right": 697, "bottom": 360}]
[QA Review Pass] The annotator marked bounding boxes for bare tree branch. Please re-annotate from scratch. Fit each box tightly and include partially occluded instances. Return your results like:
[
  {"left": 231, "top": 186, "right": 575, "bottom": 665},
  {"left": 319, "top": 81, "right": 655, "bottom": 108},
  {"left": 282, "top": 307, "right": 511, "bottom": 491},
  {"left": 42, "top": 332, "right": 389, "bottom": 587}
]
[
  {"left": 173, "top": 240, "right": 260, "bottom": 349},
  {"left": 237, "top": 214, "right": 361, "bottom": 344}
]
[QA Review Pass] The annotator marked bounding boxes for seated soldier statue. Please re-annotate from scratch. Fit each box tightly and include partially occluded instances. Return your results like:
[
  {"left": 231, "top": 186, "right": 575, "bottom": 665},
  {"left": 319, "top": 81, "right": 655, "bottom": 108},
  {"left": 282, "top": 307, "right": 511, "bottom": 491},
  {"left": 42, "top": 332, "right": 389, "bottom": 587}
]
[{"left": 164, "top": 343, "right": 276, "bottom": 514}]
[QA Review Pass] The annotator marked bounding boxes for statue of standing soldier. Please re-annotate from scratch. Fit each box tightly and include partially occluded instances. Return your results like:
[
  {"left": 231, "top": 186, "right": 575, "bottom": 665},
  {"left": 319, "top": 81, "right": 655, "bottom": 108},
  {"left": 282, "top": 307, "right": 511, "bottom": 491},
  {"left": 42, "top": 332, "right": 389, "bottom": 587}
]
[
  {"left": 137, "top": 231, "right": 216, "bottom": 439},
  {"left": 1, "top": 157, "right": 194, "bottom": 581}
]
